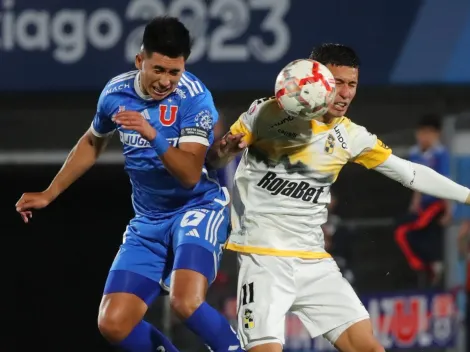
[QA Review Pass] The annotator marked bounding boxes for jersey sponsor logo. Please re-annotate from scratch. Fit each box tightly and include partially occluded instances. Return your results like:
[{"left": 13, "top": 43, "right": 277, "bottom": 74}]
[
  {"left": 119, "top": 131, "right": 151, "bottom": 148},
  {"left": 270, "top": 114, "right": 294, "bottom": 128},
  {"left": 119, "top": 131, "right": 177, "bottom": 148},
  {"left": 334, "top": 125, "right": 348, "bottom": 149},
  {"left": 104, "top": 83, "right": 131, "bottom": 95},
  {"left": 277, "top": 129, "right": 297, "bottom": 138},
  {"left": 257, "top": 171, "right": 324, "bottom": 203}
]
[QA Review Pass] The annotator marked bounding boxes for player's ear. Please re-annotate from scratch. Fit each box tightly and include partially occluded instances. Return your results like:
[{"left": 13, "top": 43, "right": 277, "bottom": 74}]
[{"left": 135, "top": 52, "right": 143, "bottom": 70}]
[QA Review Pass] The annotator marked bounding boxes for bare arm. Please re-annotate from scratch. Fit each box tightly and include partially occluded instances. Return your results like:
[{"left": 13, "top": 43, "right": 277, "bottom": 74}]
[
  {"left": 16, "top": 129, "right": 111, "bottom": 215},
  {"left": 159, "top": 142, "right": 208, "bottom": 188},
  {"left": 45, "top": 129, "right": 111, "bottom": 200}
]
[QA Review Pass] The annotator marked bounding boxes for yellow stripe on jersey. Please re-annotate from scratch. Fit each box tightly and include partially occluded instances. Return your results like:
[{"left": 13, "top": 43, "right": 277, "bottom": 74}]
[
  {"left": 226, "top": 243, "right": 332, "bottom": 259},
  {"left": 311, "top": 117, "right": 343, "bottom": 134},
  {"left": 353, "top": 139, "right": 392, "bottom": 169},
  {"left": 230, "top": 116, "right": 255, "bottom": 146}
]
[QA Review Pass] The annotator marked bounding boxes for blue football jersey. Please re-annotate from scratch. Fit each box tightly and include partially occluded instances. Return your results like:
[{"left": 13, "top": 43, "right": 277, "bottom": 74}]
[
  {"left": 409, "top": 143, "right": 450, "bottom": 207},
  {"left": 91, "top": 70, "right": 228, "bottom": 218}
]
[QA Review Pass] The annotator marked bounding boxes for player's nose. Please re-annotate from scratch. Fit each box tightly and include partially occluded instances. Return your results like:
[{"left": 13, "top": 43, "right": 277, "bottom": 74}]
[{"left": 158, "top": 76, "right": 171, "bottom": 88}]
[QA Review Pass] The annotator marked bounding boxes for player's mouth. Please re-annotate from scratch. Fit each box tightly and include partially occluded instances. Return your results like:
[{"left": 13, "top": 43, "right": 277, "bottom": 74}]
[
  {"left": 152, "top": 86, "right": 170, "bottom": 98},
  {"left": 332, "top": 102, "right": 348, "bottom": 112}
]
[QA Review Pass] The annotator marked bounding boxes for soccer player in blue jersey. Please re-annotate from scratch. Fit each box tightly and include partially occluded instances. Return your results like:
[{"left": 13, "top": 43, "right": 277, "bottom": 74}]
[{"left": 15, "top": 17, "right": 242, "bottom": 352}]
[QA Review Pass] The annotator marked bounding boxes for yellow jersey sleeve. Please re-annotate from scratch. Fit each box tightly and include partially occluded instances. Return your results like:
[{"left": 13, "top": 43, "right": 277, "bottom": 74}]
[
  {"left": 230, "top": 115, "right": 255, "bottom": 146},
  {"left": 229, "top": 98, "right": 268, "bottom": 146},
  {"left": 348, "top": 122, "right": 392, "bottom": 169}
]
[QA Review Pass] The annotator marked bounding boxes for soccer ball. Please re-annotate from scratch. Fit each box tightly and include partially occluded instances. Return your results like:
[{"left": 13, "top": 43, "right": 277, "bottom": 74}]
[{"left": 275, "top": 59, "right": 336, "bottom": 120}]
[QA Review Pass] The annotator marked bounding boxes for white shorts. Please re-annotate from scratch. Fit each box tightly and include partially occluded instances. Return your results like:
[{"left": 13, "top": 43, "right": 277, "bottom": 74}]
[{"left": 236, "top": 253, "right": 369, "bottom": 350}]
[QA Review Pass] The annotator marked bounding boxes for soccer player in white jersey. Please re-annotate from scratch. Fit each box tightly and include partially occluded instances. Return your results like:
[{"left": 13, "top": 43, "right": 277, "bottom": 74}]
[{"left": 207, "top": 43, "right": 470, "bottom": 352}]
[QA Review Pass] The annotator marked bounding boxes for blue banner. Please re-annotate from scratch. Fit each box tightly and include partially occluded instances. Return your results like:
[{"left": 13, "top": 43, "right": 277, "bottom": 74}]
[
  {"left": 223, "top": 290, "right": 460, "bottom": 351},
  {"left": 1, "top": 0, "right": 470, "bottom": 90}
]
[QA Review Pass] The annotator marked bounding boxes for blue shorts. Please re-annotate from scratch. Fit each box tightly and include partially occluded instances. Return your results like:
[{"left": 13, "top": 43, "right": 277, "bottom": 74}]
[{"left": 103, "top": 204, "right": 230, "bottom": 305}]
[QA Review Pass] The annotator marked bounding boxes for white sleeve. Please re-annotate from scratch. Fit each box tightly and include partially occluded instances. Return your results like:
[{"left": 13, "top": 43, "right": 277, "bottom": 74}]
[{"left": 373, "top": 154, "right": 470, "bottom": 203}]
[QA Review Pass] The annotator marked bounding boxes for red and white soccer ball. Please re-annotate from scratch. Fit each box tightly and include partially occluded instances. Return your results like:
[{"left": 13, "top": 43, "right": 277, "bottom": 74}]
[{"left": 275, "top": 59, "right": 336, "bottom": 120}]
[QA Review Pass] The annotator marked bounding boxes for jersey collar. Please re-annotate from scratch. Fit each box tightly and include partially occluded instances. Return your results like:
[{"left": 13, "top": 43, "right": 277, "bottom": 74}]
[{"left": 134, "top": 72, "right": 153, "bottom": 101}]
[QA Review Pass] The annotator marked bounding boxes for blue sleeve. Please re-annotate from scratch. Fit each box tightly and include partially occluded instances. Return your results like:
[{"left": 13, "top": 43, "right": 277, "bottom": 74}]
[
  {"left": 178, "top": 92, "right": 219, "bottom": 147},
  {"left": 436, "top": 149, "right": 451, "bottom": 177},
  {"left": 90, "top": 90, "right": 116, "bottom": 137}
]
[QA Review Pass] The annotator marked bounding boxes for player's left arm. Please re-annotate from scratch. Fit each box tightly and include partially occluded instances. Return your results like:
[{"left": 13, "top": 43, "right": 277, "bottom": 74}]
[
  {"left": 163, "top": 93, "right": 218, "bottom": 188},
  {"left": 374, "top": 154, "right": 470, "bottom": 204},
  {"left": 349, "top": 123, "right": 470, "bottom": 204}
]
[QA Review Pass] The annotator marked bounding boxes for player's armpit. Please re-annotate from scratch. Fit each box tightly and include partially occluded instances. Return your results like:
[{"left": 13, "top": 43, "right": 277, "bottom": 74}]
[
  {"left": 373, "top": 154, "right": 470, "bottom": 204},
  {"left": 159, "top": 142, "right": 208, "bottom": 188}
]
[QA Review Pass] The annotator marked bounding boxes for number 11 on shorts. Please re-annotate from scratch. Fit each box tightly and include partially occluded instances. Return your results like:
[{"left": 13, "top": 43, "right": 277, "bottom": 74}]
[{"left": 241, "top": 282, "right": 254, "bottom": 305}]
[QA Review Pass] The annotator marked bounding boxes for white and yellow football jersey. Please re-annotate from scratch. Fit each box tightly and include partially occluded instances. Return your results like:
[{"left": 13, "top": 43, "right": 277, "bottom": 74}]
[{"left": 226, "top": 96, "right": 392, "bottom": 259}]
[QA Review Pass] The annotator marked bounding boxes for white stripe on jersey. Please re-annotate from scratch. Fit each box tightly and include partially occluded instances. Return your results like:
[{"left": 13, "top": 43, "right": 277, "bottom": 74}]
[
  {"left": 205, "top": 211, "right": 216, "bottom": 243},
  {"left": 109, "top": 70, "right": 138, "bottom": 84},
  {"left": 178, "top": 74, "right": 203, "bottom": 97}
]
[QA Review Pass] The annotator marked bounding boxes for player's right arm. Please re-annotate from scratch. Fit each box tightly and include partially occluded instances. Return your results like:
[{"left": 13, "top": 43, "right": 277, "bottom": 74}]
[
  {"left": 15, "top": 91, "right": 115, "bottom": 222},
  {"left": 206, "top": 99, "right": 260, "bottom": 169}
]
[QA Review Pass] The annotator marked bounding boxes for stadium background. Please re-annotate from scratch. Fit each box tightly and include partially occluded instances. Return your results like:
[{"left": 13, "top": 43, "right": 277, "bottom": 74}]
[{"left": 3, "top": 0, "right": 470, "bottom": 351}]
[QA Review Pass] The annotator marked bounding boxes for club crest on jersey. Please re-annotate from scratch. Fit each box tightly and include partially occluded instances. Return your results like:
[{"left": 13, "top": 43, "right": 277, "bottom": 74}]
[
  {"left": 325, "top": 133, "right": 335, "bottom": 154},
  {"left": 159, "top": 105, "right": 178, "bottom": 127},
  {"left": 243, "top": 309, "right": 255, "bottom": 330}
]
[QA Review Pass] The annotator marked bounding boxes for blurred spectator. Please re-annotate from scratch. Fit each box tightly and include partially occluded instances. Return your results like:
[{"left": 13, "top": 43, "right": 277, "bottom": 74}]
[
  {"left": 323, "top": 192, "right": 355, "bottom": 284},
  {"left": 394, "top": 114, "right": 451, "bottom": 288}
]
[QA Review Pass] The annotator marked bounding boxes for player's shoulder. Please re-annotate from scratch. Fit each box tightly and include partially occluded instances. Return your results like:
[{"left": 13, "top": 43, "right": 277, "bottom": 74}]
[
  {"left": 104, "top": 70, "right": 138, "bottom": 94},
  {"left": 246, "top": 96, "right": 280, "bottom": 119},
  {"left": 177, "top": 71, "right": 209, "bottom": 100},
  {"left": 433, "top": 143, "right": 449, "bottom": 155},
  {"left": 99, "top": 70, "right": 138, "bottom": 105},
  {"left": 336, "top": 116, "right": 361, "bottom": 135}
]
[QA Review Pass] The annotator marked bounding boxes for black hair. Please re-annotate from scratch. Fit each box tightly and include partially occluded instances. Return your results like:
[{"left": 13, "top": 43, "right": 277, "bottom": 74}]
[
  {"left": 142, "top": 16, "right": 191, "bottom": 60},
  {"left": 309, "top": 43, "right": 360, "bottom": 68},
  {"left": 417, "top": 113, "right": 442, "bottom": 131}
]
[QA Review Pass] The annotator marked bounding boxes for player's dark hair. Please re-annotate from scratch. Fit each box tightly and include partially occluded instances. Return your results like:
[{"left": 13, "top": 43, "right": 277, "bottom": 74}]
[
  {"left": 417, "top": 113, "right": 442, "bottom": 131},
  {"left": 142, "top": 16, "right": 192, "bottom": 60},
  {"left": 309, "top": 43, "right": 360, "bottom": 68}
]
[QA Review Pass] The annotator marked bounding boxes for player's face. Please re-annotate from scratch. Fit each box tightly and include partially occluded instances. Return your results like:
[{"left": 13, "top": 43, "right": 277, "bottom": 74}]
[
  {"left": 135, "top": 51, "right": 185, "bottom": 100},
  {"left": 325, "top": 64, "right": 358, "bottom": 117},
  {"left": 416, "top": 127, "right": 440, "bottom": 150}
]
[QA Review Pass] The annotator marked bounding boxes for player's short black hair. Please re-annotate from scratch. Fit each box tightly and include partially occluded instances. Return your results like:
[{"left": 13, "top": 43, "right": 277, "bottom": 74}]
[
  {"left": 142, "top": 16, "right": 191, "bottom": 60},
  {"left": 309, "top": 43, "right": 360, "bottom": 68},
  {"left": 417, "top": 113, "right": 442, "bottom": 131}
]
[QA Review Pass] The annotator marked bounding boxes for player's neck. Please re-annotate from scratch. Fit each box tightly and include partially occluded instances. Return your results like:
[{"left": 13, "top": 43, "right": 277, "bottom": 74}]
[
  {"left": 317, "top": 115, "right": 334, "bottom": 124},
  {"left": 138, "top": 73, "right": 150, "bottom": 96}
]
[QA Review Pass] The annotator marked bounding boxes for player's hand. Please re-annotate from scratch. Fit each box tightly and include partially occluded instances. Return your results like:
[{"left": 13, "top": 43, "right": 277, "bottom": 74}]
[
  {"left": 113, "top": 111, "right": 156, "bottom": 141},
  {"left": 15, "top": 191, "right": 54, "bottom": 223},
  {"left": 218, "top": 132, "right": 247, "bottom": 157}
]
